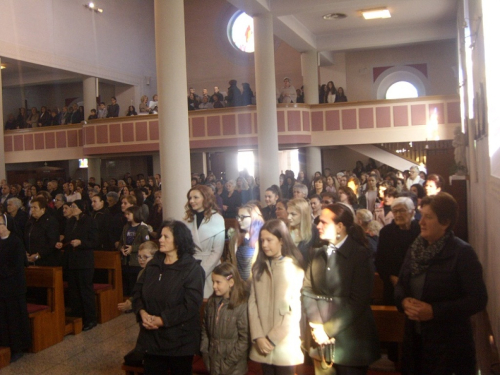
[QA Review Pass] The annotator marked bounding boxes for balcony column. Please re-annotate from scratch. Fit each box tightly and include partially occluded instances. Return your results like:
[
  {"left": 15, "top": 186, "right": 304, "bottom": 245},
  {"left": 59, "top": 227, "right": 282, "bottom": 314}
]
[
  {"left": 87, "top": 158, "right": 101, "bottom": 186},
  {"left": 254, "top": 12, "right": 280, "bottom": 199},
  {"left": 154, "top": 0, "right": 191, "bottom": 219},
  {"left": 224, "top": 150, "right": 239, "bottom": 181},
  {"left": 301, "top": 51, "right": 319, "bottom": 104},
  {"left": 83, "top": 77, "right": 98, "bottom": 120},
  {"left": 306, "top": 146, "right": 322, "bottom": 181},
  {"left": 0, "top": 57, "right": 5, "bottom": 181}
]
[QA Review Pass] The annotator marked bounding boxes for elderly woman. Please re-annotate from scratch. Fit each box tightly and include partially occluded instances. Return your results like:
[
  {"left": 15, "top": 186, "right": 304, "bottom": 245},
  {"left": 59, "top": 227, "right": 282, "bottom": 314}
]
[
  {"left": 24, "top": 197, "right": 61, "bottom": 266},
  {"left": 395, "top": 193, "right": 487, "bottom": 375},
  {"left": 132, "top": 220, "right": 204, "bottom": 374},
  {"left": 424, "top": 174, "right": 445, "bottom": 196},
  {"left": 6, "top": 197, "right": 29, "bottom": 238},
  {"left": 303, "top": 204, "right": 380, "bottom": 374},
  {"left": 278, "top": 77, "right": 297, "bottom": 103},
  {"left": 221, "top": 180, "right": 241, "bottom": 219},
  {"left": 375, "top": 197, "right": 420, "bottom": 306},
  {"left": 183, "top": 185, "right": 225, "bottom": 298},
  {"left": 0, "top": 213, "right": 31, "bottom": 363}
]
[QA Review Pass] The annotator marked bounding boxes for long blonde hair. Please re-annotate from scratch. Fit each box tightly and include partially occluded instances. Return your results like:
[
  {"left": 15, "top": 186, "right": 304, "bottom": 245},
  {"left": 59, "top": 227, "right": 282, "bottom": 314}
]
[{"left": 287, "top": 198, "right": 312, "bottom": 243}]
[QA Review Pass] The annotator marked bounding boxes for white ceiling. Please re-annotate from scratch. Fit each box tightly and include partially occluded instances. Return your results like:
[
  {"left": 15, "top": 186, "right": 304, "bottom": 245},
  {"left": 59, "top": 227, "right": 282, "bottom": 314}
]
[{"left": 228, "top": 0, "right": 458, "bottom": 54}]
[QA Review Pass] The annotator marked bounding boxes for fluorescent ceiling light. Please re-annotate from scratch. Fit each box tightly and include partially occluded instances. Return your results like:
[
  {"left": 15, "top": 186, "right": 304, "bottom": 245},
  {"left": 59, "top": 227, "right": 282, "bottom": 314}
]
[{"left": 361, "top": 8, "right": 391, "bottom": 20}]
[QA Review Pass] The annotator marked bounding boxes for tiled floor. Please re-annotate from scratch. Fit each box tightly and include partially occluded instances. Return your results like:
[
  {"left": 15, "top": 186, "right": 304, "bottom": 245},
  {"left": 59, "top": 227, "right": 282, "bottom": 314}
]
[{"left": 1, "top": 313, "right": 139, "bottom": 375}]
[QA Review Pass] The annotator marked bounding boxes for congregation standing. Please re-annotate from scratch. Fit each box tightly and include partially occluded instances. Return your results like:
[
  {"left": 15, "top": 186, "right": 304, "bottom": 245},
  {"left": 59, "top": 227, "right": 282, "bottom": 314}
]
[{"left": 0, "top": 161, "right": 488, "bottom": 375}]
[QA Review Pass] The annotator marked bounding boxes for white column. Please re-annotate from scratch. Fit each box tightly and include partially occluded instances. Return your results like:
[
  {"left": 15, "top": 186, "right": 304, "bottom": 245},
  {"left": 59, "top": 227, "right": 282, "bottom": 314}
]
[
  {"left": 0, "top": 57, "right": 5, "bottom": 181},
  {"left": 306, "top": 146, "right": 322, "bottom": 181},
  {"left": 224, "top": 150, "right": 239, "bottom": 181},
  {"left": 154, "top": 0, "right": 191, "bottom": 220},
  {"left": 152, "top": 153, "right": 160, "bottom": 176},
  {"left": 83, "top": 77, "right": 98, "bottom": 120},
  {"left": 301, "top": 51, "right": 319, "bottom": 104},
  {"left": 87, "top": 158, "right": 101, "bottom": 185},
  {"left": 254, "top": 13, "right": 280, "bottom": 200}
]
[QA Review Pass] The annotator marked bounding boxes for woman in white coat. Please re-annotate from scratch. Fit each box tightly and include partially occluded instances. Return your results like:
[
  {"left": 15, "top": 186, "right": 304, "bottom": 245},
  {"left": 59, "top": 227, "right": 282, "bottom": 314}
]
[
  {"left": 249, "top": 219, "right": 305, "bottom": 375},
  {"left": 184, "top": 185, "right": 225, "bottom": 298}
]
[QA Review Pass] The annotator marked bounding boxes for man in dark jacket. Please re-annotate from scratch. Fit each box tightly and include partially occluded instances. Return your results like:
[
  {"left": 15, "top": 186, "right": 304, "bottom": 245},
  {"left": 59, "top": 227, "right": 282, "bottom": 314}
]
[
  {"left": 91, "top": 195, "right": 113, "bottom": 250},
  {"left": 107, "top": 97, "right": 120, "bottom": 118}
]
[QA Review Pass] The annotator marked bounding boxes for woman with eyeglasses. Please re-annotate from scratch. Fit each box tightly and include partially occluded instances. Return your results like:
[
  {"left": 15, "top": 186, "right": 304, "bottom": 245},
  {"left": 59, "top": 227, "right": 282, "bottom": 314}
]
[
  {"left": 227, "top": 203, "right": 265, "bottom": 282},
  {"left": 56, "top": 200, "right": 98, "bottom": 331},
  {"left": 183, "top": 185, "right": 225, "bottom": 298}
]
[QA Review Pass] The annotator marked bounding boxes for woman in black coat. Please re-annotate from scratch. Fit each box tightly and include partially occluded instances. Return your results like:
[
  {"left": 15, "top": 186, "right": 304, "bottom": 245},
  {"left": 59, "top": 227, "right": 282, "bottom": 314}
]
[
  {"left": 133, "top": 220, "right": 204, "bottom": 375},
  {"left": 0, "top": 213, "right": 31, "bottom": 362},
  {"left": 56, "top": 200, "right": 98, "bottom": 331},
  {"left": 24, "top": 197, "right": 61, "bottom": 266},
  {"left": 395, "top": 193, "right": 487, "bottom": 375},
  {"left": 302, "top": 203, "right": 380, "bottom": 374}
]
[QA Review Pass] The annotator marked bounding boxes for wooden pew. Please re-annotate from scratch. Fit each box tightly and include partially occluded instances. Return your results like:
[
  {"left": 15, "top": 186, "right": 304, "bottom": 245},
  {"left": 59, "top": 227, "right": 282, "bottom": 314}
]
[
  {"left": 0, "top": 347, "right": 11, "bottom": 369},
  {"left": 94, "top": 250, "right": 124, "bottom": 324},
  {"left": 371, "top": 305, "right": 406, "bottom": 371},
  {"left": 25, "top": 266, "right": 65, "bottom": 352}
]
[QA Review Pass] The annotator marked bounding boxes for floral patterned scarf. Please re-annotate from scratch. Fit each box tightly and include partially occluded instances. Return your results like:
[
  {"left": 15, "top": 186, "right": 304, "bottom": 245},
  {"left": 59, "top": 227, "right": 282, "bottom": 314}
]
[{"left": 410, "top": 231, "right": 452, "bottom": 276}]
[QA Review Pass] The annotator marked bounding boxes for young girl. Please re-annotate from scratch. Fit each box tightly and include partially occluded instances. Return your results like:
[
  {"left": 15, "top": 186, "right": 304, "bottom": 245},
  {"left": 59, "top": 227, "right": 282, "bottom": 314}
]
[
  {"left": 118, "top": 241, "right": 158, "bottom": 312},
  {"left": 249, "top": 219, "right": 305, "bottom": 375},
  {"left": 201, "top": 262, "right": 249, "bottom": 375}
]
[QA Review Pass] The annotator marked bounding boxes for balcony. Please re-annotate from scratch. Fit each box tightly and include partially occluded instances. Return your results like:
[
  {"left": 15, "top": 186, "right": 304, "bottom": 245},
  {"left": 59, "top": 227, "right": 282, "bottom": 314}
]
[{"left": 3, "top": 95, "right": 460, "bottom": 163}]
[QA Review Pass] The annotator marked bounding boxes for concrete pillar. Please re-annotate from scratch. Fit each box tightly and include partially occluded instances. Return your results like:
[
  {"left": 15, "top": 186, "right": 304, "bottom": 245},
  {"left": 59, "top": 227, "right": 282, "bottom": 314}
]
[
  {"left": 83, "top": 77, "right": 98, "bottom": 120},
  {"left": 301, "top": 51, "right": 319, "bottom": 104},
  {"left": 306, "top": 146, "right": 322, "bottom": 181},
  {"left": 224, "top": 150, "right": 239, "bottom": 181},
  {"left": 0, "top": 57, "right": 5, "bottom": 181},
  {"left": 254, "top": 13, "right": 280, "bottom": 200},
  {"left": 154, "top": 0, "right": 191, "bottom": 220},
  {"left": 88, "top": 158, "right": 101, "bottom": 185}
]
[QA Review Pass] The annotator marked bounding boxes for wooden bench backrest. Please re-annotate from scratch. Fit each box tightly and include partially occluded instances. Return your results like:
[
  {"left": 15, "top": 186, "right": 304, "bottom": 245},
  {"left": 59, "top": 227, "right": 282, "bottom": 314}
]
[
  {"left": 94, "top": 250, "right": 123, "bottom": 287},
  {"left": 371, "top": 305, "right": 405, "bottom": 343},
  {"left": 26, "top": 266, "right": 64, "bottom": 312}
]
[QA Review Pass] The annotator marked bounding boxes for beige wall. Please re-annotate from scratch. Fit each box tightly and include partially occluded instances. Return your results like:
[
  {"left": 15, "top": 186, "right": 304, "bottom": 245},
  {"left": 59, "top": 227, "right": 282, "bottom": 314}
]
[{"left": 345, "top": 40, "right": 458, "bottom": 101}]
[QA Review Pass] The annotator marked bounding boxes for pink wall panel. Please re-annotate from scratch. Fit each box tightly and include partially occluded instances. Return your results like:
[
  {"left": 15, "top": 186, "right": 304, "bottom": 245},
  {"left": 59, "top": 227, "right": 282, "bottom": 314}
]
[
  {"left": 4, "top": 136, "right": 13, "bottom": 152},
  {"left": 237, "top": 113, "right": 252, "bottom": 134},
  {"left": 122, "top": 123, "right": 134, "bottom": 142},
  {"left": 192, "top": 117, "right": 206, "bottom": 137},
  {"left": 277, "top": 111, "right": 285, "bottom": 132},
  {"left": 411, "top": 104, "right": 427, "bottom": 126},
  {"left": 359, "top": 108, "right": 374, "bottom": 129},
  {"left": 110, "top": 124, "right": 121, "bottom": 143},
  {"left": 393, "top": 106, "right": 409, "bottom": 127},
  {"left": 428, "top": 103, "right": 444, "bottom": 124},
  {"left": 287, "top": 110, "right": 301, "bottom": 131},
  {"left": 78, "top": 129, "right": 83, "bottom": 146},
  {"left": 149, "top": 121, "right": 159, "bottom": 140},
  {"left": 222, "top": 115, "right": 236, "bottom": 135},
  {"left": 68, "top": 130, "right": 78, "bottom": 147},
  {"left": 341, "top": 109, "right": 357, "bottom": 130},
  {"left": 85, "top": 126, "right": 95, "bottom": 144},
  {"left": 14, "top": 135, "right": 24, "bottom": 151},
  {"left": 45, "top": 132, "right": 56, "bottom": 149},
  {"left": 447, "top": 102, "right": 461, "bottom": 124},
  {"left": 96, "top": 125, "right": 109, "bottom": 144},
  {"left": 207, "top": 116, "right": 221, "bottom": 136},
  {"left": 34, "top": 133, "right": 44, "bottom": 150},
  {"left": 56, "top": 132, "right": 66, "bottom": 148},
  {"left": 303, "top": 111, "right": 310, "bottom": 131},
  {"left": 325, "top": 110, "right": 340, "bottom": 131},
  {"left": 311, "top": 112, "right": 324, "bottom": 131},
  {"left": 136, "top": 122, "right": 148, "bottom": 141},
  {"left": 24, "top": 134, "right": 34, "bottom": 150},
  {"left": 376, "top": 107, "right": 391, "bottom": 128}
]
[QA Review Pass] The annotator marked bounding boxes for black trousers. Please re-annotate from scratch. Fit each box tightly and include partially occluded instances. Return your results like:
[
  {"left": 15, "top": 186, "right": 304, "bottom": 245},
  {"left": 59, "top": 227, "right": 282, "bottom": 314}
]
[
  {"left": 122, "top": 265, "right": 141, "bottom": 296},
  {"left": 67, "top": 268, "right": 97, "bottom": 325},
  {"left": 143, "top": 354, "right": 193, "bottom": 375}
]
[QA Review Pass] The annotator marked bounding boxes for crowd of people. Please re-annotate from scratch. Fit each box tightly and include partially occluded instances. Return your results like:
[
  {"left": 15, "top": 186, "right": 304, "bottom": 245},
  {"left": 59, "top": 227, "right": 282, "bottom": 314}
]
[{"left": 0, "top": 160, "right": 487, "bottom": 375}]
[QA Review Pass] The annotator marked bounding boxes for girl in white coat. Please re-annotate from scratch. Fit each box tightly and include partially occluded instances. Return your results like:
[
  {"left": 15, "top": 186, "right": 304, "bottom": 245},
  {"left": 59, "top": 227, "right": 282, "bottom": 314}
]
[
  {"left": 249, "top": 219, "right": 305, "bottom": 375},
  {"left": 184, "top": 185, "right": 225, "bottom": 298}
]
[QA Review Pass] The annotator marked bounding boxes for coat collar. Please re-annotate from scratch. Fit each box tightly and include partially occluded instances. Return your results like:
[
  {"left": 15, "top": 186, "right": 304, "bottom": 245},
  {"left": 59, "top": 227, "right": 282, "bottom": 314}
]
[
  {"left": 190, "top": 212, "right": 224, "bottom": 244},
  {"left": 317, "top": 236, "right": 357, "bottom": 259}
]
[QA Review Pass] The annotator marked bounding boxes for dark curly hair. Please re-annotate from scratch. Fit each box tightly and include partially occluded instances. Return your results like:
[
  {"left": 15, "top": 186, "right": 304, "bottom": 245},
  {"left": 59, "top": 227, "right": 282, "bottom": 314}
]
[{"left": 159, "top": 220, "right": 196, "bottom": 258}]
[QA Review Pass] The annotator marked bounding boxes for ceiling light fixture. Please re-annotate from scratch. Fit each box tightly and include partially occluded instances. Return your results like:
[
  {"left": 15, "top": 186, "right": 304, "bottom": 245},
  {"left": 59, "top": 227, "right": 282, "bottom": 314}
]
[
  {"left": 323, "top": 13, "right": 347, "bottom": 20},
  {"left": 0, "top": 64, "right": 6, "bottom": 70},
  {"left": 84, "top": 2, "right": 103, "bottom": 13},
  {"left": 361, "top": 8, "right": 391, "bottom": 20}
]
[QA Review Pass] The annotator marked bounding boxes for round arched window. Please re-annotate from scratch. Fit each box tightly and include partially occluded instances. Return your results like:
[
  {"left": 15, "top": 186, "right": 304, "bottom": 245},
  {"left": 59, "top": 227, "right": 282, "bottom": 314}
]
[
  {"left": 228, "top": 12, "right": 254, "bottom": 53},
  {"left": 385, "top": 81, "right": 419, "bottom": 99}
]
